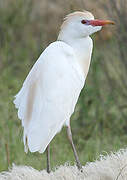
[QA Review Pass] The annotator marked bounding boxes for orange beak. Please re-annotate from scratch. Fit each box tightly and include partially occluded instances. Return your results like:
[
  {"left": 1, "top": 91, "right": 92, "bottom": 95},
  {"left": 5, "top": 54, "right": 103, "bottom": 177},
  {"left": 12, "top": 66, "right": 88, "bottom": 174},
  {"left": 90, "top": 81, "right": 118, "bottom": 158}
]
[{"left": 89, "top": 19, "right": 115, "bottom": 26}]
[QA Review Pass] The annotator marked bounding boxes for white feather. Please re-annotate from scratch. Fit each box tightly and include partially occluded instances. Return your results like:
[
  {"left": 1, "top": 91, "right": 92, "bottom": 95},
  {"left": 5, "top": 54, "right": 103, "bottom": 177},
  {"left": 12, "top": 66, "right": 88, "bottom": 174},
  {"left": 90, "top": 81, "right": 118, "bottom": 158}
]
[{"left": 14, "top": 41, "right": 85, "bottom": 153}]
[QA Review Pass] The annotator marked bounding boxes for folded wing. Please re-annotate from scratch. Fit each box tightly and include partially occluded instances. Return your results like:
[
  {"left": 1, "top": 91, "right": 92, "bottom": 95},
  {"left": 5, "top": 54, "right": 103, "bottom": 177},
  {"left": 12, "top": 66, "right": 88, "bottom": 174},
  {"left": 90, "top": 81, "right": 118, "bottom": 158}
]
[{"left": 14, "top": 41, "right": 85, "bottom": 153}]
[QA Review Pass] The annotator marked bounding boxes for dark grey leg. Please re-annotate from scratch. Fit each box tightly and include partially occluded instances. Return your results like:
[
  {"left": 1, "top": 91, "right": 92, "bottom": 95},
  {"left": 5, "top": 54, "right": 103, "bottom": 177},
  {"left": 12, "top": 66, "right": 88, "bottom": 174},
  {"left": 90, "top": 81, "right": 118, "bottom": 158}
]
[
  {"left": 67, "top": 125, "right": 82, "bottom": 170},
  {"left": 46, "top": 144, "right": 51, "bottom": 173}
]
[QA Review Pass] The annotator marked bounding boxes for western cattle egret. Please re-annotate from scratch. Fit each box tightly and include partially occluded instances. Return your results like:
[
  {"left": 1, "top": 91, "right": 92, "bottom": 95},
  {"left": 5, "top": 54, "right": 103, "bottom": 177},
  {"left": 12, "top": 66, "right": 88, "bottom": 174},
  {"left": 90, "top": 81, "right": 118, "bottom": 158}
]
[{"left": 14, "top": 11, "right": 114, "bottom": 172}]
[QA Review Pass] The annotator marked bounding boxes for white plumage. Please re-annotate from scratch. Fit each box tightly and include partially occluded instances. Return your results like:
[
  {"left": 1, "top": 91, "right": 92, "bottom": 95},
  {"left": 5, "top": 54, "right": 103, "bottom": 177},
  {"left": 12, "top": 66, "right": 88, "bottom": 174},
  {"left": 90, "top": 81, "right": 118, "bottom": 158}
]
[
  {"left": 14, "top": 11, "right": 114, "bottom": 156},
  {"left": 14, "top": 41, "right": 85, "bottom": 153}
]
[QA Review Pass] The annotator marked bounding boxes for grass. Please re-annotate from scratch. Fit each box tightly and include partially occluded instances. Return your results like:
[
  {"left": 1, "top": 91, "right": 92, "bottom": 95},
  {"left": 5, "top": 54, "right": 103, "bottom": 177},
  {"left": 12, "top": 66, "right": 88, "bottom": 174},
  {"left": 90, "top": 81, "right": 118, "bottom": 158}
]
[
  {"left": 0, "top": 0, "right": 127, "bottom": 173},
  {"left": 1, "top": 102, "right": 127, "bottom": 172},
  {"left": 0, "top": 65, "right": 127, "bottom": 171}
]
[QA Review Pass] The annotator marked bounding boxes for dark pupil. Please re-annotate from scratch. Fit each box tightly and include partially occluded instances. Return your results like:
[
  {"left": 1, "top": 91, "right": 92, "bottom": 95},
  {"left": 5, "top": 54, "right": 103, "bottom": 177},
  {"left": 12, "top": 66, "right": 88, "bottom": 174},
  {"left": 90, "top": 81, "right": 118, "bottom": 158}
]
[{"left": 81, "top": 20, "right": 87, "bottom": 24}]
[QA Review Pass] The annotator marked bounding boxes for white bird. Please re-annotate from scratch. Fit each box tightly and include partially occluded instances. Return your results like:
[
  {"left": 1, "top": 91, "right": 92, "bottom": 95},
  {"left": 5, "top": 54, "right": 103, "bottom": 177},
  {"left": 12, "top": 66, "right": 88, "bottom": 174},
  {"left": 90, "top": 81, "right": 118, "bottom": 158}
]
[{"left": 13, "top": 11, "right": 114, "bottom": 172}]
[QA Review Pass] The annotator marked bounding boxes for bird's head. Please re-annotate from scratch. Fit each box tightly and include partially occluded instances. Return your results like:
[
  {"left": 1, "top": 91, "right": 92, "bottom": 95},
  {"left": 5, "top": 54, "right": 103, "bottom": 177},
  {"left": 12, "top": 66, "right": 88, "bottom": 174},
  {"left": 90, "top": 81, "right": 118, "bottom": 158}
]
[{"left": 58, "top": 11, "right": 115, "bottom": 40}]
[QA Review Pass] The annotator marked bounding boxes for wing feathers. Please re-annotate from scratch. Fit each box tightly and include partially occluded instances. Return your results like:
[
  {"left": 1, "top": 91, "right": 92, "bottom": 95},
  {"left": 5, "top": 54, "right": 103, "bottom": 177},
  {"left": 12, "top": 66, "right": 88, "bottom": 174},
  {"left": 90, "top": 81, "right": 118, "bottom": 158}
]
[{"left": 14, "top": 41, "right": 85, "bottom": 153}]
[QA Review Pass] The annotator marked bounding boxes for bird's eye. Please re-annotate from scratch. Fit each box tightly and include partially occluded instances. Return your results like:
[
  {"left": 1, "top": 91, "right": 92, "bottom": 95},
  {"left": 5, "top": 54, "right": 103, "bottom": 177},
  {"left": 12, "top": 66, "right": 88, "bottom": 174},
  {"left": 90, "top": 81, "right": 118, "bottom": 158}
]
[{"left": 81, "top": 20, "right": 87, "bottom": 24}]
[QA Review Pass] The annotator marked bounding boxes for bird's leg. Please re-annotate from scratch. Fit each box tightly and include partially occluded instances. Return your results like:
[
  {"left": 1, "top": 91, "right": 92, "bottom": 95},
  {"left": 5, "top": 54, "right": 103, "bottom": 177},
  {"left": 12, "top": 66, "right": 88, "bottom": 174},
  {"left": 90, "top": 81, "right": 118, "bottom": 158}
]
[
  {"left": 46, "top": 144, "right": 51, "bottom": 173},
  {"left": 67, "top": 126, "right": 82, "bottom": 170}
]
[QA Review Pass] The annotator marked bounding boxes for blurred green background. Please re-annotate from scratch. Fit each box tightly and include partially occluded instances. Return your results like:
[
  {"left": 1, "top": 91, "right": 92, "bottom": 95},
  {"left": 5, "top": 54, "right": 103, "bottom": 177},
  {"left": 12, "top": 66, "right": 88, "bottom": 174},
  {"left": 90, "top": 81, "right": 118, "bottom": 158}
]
[{"left": 0, "top": 0, "right": 127, "bottom": 172}]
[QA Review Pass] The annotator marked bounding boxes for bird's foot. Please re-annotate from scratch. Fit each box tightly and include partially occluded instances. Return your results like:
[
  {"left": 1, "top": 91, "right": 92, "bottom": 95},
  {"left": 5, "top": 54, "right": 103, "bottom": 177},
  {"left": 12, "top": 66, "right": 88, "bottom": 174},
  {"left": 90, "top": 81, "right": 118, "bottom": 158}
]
[
  {"left": 76, "top": 161, "right": 83, "bottom": 172},
  {"left": 47, "top": 166, "right": 51, "bottom": 173}
]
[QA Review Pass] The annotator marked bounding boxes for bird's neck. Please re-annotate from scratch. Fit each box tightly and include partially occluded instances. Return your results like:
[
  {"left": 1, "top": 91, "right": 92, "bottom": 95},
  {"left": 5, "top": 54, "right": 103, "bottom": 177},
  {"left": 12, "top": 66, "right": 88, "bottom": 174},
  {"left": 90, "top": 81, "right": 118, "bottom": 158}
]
[{"left": 58, "top": 34, "right": 93, "bottom": 78}]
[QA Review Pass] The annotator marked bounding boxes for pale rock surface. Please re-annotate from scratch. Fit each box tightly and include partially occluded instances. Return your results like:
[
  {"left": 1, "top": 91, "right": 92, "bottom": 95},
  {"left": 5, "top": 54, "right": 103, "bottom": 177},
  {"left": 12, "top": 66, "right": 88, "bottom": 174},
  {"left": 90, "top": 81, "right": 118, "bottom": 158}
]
[{"left": 1, "top": 149, "right": 127, "bottom": 180}]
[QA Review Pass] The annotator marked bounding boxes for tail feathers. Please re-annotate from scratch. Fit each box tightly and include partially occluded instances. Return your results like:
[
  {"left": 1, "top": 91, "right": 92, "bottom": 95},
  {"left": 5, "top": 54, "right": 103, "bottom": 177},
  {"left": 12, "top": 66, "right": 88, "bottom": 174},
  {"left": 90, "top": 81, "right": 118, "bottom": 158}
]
[
  {"left": 13, "top": 72, "right": 67, "bottom": 153},
  {"left": 27, "top": 121, "right": 64, "bottom": 153}
]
